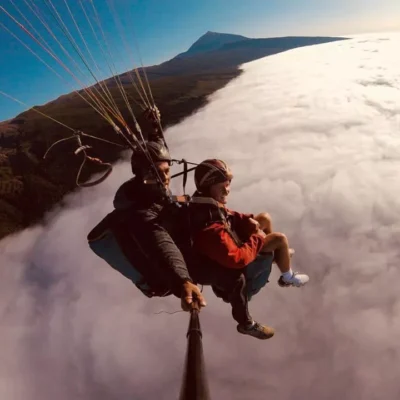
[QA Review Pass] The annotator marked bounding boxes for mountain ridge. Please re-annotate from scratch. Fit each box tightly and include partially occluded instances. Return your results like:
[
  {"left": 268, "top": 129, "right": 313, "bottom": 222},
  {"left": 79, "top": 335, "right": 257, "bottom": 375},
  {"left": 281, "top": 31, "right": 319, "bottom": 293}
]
[
  {"left": 0, "top": 31, "right": 349, "bottom": 240},
  {"left": 116, "top": 32, "right": 347, "bottom": 81}
]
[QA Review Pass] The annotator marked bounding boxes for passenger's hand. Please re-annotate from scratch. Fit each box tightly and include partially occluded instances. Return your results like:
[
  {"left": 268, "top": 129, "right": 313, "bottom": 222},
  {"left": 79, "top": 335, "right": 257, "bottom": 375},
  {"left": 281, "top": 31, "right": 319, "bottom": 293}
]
[
  {"left": 247, "top": 217, "right": 260, "bottom": 233},
  {"left": 181, "top": 281, "right": 207, "bottom": 312}
]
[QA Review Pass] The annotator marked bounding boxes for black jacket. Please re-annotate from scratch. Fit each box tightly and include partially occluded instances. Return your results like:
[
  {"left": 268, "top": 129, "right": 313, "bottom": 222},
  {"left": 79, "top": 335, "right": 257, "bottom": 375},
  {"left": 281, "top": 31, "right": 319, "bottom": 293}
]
[{"left": 112, "top": 177, "right": 192, "bottom": 297}]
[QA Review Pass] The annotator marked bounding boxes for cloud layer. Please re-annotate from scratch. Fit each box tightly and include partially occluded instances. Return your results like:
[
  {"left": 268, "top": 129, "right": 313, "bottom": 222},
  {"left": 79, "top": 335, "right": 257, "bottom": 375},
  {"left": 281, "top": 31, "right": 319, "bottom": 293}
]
[{"left": 2, "top": 32, "right": 400, "bottom": 399}]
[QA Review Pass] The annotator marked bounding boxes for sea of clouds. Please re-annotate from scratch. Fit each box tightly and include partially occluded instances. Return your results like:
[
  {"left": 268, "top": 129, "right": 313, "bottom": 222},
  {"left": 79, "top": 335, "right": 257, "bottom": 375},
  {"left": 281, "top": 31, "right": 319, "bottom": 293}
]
[{"left": 2, "top": 32, "right": 400, "bottom": 399}]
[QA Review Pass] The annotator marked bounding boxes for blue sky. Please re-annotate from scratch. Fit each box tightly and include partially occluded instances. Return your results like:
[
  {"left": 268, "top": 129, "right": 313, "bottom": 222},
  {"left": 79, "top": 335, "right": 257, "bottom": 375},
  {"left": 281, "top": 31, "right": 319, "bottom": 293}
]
[{"left": 1, "top": 0, "right": 399, "bottom": 121}]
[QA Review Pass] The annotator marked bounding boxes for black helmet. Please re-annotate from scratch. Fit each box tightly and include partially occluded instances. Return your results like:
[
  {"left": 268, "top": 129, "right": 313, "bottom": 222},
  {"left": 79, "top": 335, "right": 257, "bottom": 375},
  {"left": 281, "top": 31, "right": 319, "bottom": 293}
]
[
  {"left": 146, "top": 141, "right": 171, "bottom": 163},
  {"left": 131, "top": 140, "right": 171, "bottom": 176}
]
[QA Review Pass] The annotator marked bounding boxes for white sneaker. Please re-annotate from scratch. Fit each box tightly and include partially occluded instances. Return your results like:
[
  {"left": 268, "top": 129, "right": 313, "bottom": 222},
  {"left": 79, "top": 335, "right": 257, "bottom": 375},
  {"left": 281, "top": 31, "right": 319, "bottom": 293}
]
[{"left": 278, "top": 272, "right": 309, "bottom": 287}]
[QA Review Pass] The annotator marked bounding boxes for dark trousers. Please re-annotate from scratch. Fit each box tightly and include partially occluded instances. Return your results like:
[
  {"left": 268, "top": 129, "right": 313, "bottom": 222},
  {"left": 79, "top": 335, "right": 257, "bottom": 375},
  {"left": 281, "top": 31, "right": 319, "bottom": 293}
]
[{"left": 188, "top": 261, "right": 253, "bottom": 326}]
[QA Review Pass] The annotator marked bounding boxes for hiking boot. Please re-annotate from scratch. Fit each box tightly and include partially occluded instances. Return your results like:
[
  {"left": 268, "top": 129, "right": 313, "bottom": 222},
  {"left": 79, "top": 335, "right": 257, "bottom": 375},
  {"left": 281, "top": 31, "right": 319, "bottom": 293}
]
[
  {"left": 237, "top": 321, "right": 275, "bottom": 340},
  {"left": 278, "top": 271, "right": 309, "bottom": 287}
]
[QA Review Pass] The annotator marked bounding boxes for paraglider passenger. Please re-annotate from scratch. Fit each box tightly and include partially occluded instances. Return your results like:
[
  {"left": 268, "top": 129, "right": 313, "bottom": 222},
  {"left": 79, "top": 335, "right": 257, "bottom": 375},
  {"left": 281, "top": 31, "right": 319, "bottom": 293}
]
[{"left": 182, "top": 159, "right": 309, "bottom": 340}]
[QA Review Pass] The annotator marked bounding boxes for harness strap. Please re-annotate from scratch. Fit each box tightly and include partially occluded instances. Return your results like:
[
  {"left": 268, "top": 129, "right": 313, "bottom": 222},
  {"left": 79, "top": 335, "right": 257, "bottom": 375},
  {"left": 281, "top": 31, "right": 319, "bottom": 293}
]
[
  {"left": 175, "top": 194, "right": 244, "bottom": 248},
  {"left": 188, "top": 196, "right": 225, "bottom": 208},
  {"left": 182, "top": 159, "right": 188, "bottom": 194},
  {"left": 75, "top": 152, "right": 113, "bottom": 188},
  {"left": 43, "top": 130, "right": 113, "bottom": 188},
  {"left": 171, "top": 194, "right": 191, "bottom": 203}
]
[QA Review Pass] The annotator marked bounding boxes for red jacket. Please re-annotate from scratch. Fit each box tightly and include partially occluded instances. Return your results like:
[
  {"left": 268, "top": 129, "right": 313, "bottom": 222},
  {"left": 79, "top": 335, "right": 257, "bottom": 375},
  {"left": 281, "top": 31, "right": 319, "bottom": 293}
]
[{"left": 192, "top": 209, "right": 266, "bottom": 269}]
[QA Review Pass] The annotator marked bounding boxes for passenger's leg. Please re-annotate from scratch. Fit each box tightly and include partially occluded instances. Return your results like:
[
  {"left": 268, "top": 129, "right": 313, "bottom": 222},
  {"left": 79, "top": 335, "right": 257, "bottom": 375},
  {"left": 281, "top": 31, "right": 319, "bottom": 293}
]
[
  {"left": 218, "top": 270, "right": 253, "bottom": 325},
  {"left": 261, "top": 232, "right": 291, "bottom": 273},
  {"left": 254, "top": 213, "right": 294, "bottom": 258},
  {"left": 192, "top": 263, "right": 274, "bottom": 340},
  {"left": 262, "top": 232, "right": 309, "bottom": 287},
  {"left": 229, "top": 275, "right": 274, "bottom": 339},
  {"left": 245, "top": 253, "right": 273, "bottom": 301},
  {"left": 254, "top": 212, "right": 273, "bottom": 234}
]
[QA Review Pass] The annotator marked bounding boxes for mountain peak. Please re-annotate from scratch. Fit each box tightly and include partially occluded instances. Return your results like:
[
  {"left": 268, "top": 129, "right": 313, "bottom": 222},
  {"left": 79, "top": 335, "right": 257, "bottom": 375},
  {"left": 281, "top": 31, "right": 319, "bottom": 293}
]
[{"left": 181, "top": 31, "right": 249, "bottom": 58}]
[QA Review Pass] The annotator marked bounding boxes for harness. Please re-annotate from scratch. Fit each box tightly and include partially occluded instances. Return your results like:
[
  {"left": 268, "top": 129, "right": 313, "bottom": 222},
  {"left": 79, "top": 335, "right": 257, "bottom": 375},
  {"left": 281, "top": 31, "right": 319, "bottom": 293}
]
[
  {"left": 87, "top": 208, "right": 172, "bottom": 298},
  {"left": 171, "top": 194, "right": 244, "bottom": 249}
]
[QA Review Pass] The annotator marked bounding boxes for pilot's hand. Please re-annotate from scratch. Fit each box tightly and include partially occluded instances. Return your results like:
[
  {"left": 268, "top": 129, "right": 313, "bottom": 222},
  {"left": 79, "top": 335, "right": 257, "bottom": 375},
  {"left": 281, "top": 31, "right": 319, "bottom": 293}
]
[
  {"left": 181, "top": 281, "right": 207, "bottom": 312},
  {"left": 144, "top": 106, "right": 161, "bottom": 123}
]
